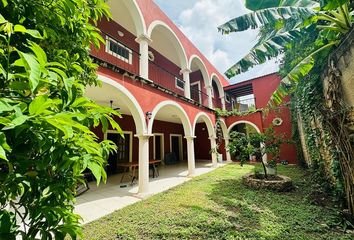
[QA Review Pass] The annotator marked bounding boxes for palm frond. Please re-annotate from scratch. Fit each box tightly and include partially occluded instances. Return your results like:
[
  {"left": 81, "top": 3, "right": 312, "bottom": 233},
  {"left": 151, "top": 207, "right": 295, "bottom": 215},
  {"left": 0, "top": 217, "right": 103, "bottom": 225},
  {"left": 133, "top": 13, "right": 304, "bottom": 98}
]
[
  {"left": 224, "top": 28, "right": 302, "bottom": 78},
  {"left": 246, "top": 0, "right": 319, "bottom": 11},
  {"left": 268, "top": 41, "right": 339, "bottom": 107},
  {"left": 218, "top": 6, "right": 316, "bottom": 34}
]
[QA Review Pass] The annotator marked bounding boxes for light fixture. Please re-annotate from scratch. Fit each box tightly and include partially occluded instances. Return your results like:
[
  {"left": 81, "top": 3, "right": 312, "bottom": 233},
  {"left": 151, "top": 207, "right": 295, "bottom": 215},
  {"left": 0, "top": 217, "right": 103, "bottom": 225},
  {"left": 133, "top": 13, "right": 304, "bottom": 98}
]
[
  {"left": 146, "top": 111, "right": 152, "bottom": 120},
  {"left": 110, "top": 100, "right": 120, "bottom": 110},
  {"left": 117, "top": 30, "right": 124, "bottom": 37}
]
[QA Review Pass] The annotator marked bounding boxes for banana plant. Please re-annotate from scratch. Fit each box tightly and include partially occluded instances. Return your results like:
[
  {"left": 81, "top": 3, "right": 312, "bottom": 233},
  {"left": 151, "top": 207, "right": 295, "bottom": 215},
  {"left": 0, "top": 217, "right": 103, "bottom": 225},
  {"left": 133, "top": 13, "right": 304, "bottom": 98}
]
[{"left": 218, "top": 0, "right": 353, "bottom": 106}]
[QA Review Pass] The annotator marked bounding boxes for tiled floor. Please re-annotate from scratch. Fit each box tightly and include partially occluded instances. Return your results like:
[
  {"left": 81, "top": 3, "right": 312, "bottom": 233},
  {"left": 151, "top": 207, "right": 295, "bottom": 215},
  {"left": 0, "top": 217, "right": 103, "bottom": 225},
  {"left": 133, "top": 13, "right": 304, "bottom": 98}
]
[{"left": 74, "top": 161, "right": 225, "bottom": 224}]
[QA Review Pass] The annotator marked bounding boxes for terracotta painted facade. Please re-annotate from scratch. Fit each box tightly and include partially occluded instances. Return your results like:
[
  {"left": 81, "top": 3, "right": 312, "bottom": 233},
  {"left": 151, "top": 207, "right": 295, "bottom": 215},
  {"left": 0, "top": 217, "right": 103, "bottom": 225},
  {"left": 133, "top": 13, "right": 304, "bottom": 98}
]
[{"left": 90, "top": 0, "right": 298, "bottom": 190}]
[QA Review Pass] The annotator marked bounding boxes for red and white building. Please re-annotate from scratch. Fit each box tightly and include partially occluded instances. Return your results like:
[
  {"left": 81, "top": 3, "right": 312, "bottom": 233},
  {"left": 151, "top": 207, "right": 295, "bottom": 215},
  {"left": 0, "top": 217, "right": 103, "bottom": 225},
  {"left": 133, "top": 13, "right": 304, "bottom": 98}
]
[{"left": 86, "top": 0, "right": 297, "bottom": 195}]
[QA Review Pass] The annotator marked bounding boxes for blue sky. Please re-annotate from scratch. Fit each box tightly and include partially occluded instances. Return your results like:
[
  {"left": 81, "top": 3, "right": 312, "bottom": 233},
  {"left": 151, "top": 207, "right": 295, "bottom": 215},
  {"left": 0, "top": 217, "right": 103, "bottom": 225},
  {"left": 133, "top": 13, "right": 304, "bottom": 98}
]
[{"left": 154, "top": 0, "right": 279, "bottom": 84}]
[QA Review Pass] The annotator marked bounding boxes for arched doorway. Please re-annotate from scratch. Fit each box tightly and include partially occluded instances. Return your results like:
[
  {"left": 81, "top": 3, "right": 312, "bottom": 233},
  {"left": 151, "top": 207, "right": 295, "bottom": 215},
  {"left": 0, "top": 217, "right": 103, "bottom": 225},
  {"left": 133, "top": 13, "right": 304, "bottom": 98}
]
[
  {"left": 85, "top": 75, "right": 149, "bottom": 193},
  {"left": 148, "top": 101, "right": 195, "bottom": 176},
  {"left": 147, "top": 21, "right": 188, "bottom": 96},
  {"left": 228, "top": 121, "right": 264, "bottom": 162},
  {"left": 192, "top": 113, "right": 217, "bottom": 167},
  {"left": 189, "top": 55, "right": 210, "bottom": 107},
  {"left": 211, "top": 74, "right": 225, "bottom": 110}
]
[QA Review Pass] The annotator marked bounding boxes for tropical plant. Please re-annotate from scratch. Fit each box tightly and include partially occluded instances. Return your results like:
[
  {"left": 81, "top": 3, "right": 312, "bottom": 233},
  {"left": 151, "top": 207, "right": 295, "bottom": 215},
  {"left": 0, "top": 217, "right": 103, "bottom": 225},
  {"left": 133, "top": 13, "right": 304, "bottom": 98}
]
[
  {"left": 218, "top": 0, "right": 353, "bottom": 106},
  {"left": 228, "top": 127, "right": 289, "bottom": 178},
  {"left": 0, "top": 0, "right": 121, "bottom": 239}
]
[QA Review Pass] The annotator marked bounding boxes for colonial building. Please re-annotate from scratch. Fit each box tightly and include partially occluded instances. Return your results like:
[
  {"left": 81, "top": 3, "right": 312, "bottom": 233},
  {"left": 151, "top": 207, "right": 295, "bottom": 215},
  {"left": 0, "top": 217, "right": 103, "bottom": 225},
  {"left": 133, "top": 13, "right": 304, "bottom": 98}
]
[{"left": 87, "top": 0, "right": 297, "bottom": 195}]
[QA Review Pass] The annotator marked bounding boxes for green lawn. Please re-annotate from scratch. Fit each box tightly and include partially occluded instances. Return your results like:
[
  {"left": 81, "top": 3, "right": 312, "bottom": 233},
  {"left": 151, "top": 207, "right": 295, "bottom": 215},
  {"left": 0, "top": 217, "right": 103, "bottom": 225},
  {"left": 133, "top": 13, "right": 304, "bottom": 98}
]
[{"left": 82, "top": 164, "right": 352, "bottom": 240}]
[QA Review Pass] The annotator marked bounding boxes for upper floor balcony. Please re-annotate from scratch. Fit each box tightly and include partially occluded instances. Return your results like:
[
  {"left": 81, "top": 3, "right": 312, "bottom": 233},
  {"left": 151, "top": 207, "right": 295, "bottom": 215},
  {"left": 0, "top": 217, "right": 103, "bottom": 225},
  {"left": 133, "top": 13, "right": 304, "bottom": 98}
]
[{"left": 90, "top": 2, "right": 226, "bottom": 111}]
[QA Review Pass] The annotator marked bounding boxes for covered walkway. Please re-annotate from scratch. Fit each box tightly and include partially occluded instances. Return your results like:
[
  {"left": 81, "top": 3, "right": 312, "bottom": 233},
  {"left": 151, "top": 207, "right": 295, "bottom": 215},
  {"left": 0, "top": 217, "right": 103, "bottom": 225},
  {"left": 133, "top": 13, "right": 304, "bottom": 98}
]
[{"left": 74, "top": 161, "right": 225, "bottom": 223}]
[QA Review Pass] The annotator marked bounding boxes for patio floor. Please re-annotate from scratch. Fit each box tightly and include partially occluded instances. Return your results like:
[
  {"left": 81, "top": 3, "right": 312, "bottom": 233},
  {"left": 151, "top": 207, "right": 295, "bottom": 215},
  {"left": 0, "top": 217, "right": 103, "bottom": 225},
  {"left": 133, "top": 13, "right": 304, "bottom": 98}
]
[{"left": 74, "top": 161, "right": 225, "bottom": 223}]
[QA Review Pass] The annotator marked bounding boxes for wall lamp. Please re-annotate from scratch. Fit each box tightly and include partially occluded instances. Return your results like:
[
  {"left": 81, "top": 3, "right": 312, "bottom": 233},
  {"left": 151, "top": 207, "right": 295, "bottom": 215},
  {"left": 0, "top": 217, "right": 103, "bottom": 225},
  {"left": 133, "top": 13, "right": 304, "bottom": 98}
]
[{"left": 146, "top": 111, "right": 152, "bottom": 120}]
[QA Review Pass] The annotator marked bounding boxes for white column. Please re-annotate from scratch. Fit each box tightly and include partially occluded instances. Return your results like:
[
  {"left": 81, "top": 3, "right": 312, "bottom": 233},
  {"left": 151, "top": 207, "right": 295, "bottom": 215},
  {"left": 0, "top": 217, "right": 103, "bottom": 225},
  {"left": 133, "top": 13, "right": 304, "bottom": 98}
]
[
  {"left": 180, "top": 68, "right": 191, "bottom": 98},
  {"left": 135, "top": 134, "right": 152, "bottom": 195},
  {"left": 135, "top": 34, "right": 152, "bottom": 79},
  {"left": 185, "top": 136, "right": 196, "bottom": 177},
  {"left": 205, "top": 85, "right": 213, "bottom": 109},
  {"left": 220, "top": 96, "right": 226, "bottom": 110},
  {"left": 224, "top": 137, "right": 232, "bottom": 162},
  {"left": 209, "top": 136, "right": 218, "bottom": 168}
]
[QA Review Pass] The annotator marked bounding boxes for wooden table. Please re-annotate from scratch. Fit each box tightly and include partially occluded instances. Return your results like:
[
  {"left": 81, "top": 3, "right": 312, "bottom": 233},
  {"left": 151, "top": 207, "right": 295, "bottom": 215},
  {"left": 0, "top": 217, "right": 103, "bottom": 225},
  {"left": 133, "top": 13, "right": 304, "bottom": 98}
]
[{"left": 117, "top": 160, "right": 161, "bottom": 185}]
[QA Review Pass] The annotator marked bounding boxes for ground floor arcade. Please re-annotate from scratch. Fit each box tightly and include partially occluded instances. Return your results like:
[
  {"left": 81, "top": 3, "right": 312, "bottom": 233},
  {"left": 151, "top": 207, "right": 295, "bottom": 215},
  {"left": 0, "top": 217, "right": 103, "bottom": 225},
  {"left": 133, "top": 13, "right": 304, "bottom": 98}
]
[{"left": 85, "top": 73, "right": 232, "bottom": 197}]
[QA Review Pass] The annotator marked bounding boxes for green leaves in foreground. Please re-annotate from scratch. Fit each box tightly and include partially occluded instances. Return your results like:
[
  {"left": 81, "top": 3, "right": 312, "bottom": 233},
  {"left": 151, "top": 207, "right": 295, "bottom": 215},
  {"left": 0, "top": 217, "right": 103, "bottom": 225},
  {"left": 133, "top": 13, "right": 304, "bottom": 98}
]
[{"left": 0, "top": 0, "right": 120, "bottom": 238}]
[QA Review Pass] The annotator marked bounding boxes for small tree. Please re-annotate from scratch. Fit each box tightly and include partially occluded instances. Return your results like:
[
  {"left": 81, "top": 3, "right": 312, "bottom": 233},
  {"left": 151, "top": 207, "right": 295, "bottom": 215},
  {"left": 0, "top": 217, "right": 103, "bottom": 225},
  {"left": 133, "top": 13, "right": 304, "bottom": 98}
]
[{"left": 228, "top": 127, "right": 289, "bottom": 178}]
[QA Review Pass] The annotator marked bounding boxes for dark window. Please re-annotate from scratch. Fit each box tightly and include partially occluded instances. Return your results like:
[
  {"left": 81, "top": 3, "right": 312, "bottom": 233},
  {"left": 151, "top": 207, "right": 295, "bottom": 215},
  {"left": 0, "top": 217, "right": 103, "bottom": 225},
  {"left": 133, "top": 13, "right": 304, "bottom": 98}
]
[
  {"left": 175, "top": 77, "right": 185, "bottom": 90},
  {"left": 106, "top": 36, "right": 132, "bottom": 64}
]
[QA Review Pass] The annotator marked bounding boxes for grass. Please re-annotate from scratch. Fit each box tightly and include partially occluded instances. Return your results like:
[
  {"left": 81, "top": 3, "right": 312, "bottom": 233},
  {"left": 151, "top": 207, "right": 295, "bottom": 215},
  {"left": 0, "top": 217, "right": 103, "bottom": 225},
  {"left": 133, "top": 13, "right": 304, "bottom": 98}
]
[{"left": 81, "top": 164, "right": 352, "bottom": 239}]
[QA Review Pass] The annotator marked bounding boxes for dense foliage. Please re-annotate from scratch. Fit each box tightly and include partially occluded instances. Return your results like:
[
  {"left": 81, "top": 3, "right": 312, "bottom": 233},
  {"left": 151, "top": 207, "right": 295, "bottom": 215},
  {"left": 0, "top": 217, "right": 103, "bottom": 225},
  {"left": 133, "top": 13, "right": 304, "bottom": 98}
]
[
  {"left": 0, "top": 0, "right": 121, "bottom": 238},
  {"left": 228, "top": 128, "right": 288, "bottom": 178},
  {"left": 218, "top": 0, "right": 353, "bottom": 106}
]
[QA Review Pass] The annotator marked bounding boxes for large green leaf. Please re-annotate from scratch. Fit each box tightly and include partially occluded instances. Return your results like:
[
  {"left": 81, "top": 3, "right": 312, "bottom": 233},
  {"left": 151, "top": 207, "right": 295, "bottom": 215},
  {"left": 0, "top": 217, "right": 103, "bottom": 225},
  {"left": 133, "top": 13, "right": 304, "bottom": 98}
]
[
  {"left": 16, "top": 51, "right": 41, "bottom": 92},
  {"left": 245, "top": 0, "right": 319, "bottom": 11},
  {"left": 225, "top": 28, "right": 302, "bottom": 78},
  {"left": 218, "top": 2, "right": 318, "bottom": 34},
  {"left": 29, "top": 95, "right": 53, "bottom": 116},
  {"left": 268, "top": 41, "right": 338, "bottom": 107}
]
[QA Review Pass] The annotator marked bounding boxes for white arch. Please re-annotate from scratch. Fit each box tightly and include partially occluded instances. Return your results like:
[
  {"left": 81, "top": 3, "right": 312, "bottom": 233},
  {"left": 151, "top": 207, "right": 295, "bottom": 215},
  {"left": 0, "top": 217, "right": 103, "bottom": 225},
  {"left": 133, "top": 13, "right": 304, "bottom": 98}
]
[
  {"left": 98, "top": 75, "right": 146, "bottom": 134},
  {"left": 188, "top": 55, "right": 211, "bottom": 87},
  {"left": 109, "top": 0, "right": 146, "bottom": 35},
  {"left": 218, "top": 119, "right": 229, "bottom": 139},
  {"left": 228, "top": 120, "right": 261, "bottom": 134},
  {"left": 148, "top": 101, "right": 192, "bottom": 136},
  {"left": 210, "top": 73, "right": 225, "bottom": 98},
  {"left": 192, "top": 112, "right": 215, "bottom": 137},
  {"left": 147, "top": 20, "right": 188, "bottom": 69}
]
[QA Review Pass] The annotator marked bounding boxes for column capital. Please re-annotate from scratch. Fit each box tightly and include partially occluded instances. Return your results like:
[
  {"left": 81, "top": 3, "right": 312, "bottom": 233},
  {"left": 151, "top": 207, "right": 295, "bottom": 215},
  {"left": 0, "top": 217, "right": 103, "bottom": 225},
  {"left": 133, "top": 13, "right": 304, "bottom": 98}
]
[
  {"left": 224, "top": 137, "right": 231, "bottom": 141},
  {"left": 208, "top": 136, "right": 217, "bottom": 140},
  {"left": 135, "top": 34, "right": 152, "bottom": 44},
  {"left": 184, "top": 135, "right": 196, "bottom": 140},
  {"left": 134, "top": 134, "right": 154, "bottom": 140},
  {"left": 205, "top": 85, "right": 212, "bottom": 89},
  {"left": 180, "top": 68, "right": 192, "bottom": 74}
]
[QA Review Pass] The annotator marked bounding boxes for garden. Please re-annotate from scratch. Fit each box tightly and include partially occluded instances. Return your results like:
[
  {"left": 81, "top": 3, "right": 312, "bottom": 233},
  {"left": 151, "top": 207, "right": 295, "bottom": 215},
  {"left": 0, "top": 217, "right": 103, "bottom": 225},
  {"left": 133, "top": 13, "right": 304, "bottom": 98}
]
[{"left": 82, "top": 164, "right": 353, "bottom": 239}]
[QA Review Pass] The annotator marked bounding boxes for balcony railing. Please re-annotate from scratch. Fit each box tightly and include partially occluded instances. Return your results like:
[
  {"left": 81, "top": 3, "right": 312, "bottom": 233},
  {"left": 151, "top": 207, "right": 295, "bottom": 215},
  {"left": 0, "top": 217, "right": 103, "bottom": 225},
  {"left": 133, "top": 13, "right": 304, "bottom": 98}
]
[
  {"left": 91, "top": 31, "right": 213, "bottom": 109},
  {"left": 149, "top": 60, "right": 185, "bottom": 95},
  {"left": 191, "top": 87, "right": 209, "bottom": 107}
]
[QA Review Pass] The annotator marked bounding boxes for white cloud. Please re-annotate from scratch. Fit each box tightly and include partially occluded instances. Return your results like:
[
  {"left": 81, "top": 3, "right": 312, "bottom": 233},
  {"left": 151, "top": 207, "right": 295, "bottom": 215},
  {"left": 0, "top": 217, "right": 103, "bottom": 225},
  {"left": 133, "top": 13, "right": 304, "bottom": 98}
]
[{"left": 155, "top": 0, "right": 279, "bottom": 84}]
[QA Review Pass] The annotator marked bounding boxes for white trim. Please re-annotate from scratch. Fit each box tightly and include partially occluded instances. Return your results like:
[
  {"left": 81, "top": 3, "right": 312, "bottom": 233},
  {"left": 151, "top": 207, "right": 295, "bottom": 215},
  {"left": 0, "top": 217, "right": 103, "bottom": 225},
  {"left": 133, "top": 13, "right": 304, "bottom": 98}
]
[
  {"left": 218, "top": 119, "right": 229, "bottom": 139},
  {"left": 192, "top": 112, "right": 215, "bottom": 138},
  {"left": 188, "top": 54, "right": 211, "bottom": 87},
  {"left": 105, "top": 36, "right": 133, "bottom": 64},
  {"left": 104, "top": 130, "right": 133, "bottom": 163},
  {"left": 210, "top": 73, "right": 225, "bottom": 99},
  {"left": 148, "top": 100, "right": 192, "bottom": 136},
  {"left": 227, "top": 120, "right": 261, "bottom": 134},
  {"left": 175, "top": 77, "right": 185, "bottom": 91},
  {"left": 225, "top": 94, "right": 231, "bottom": 103},
  {"left": 97, "top": 75, "right": 146, "bottom": 135},
  {"left": 170, "top": 134, "right": 183, "bottom": 161},
  {"left": 191, "top": 81, "right": 201, "bottom": 104},
  {"left": 153, "top": 133, "right": 164, "bottom": 161},
  {"left": 147, "top": 20, "right": 188, "bottom": 69}
]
